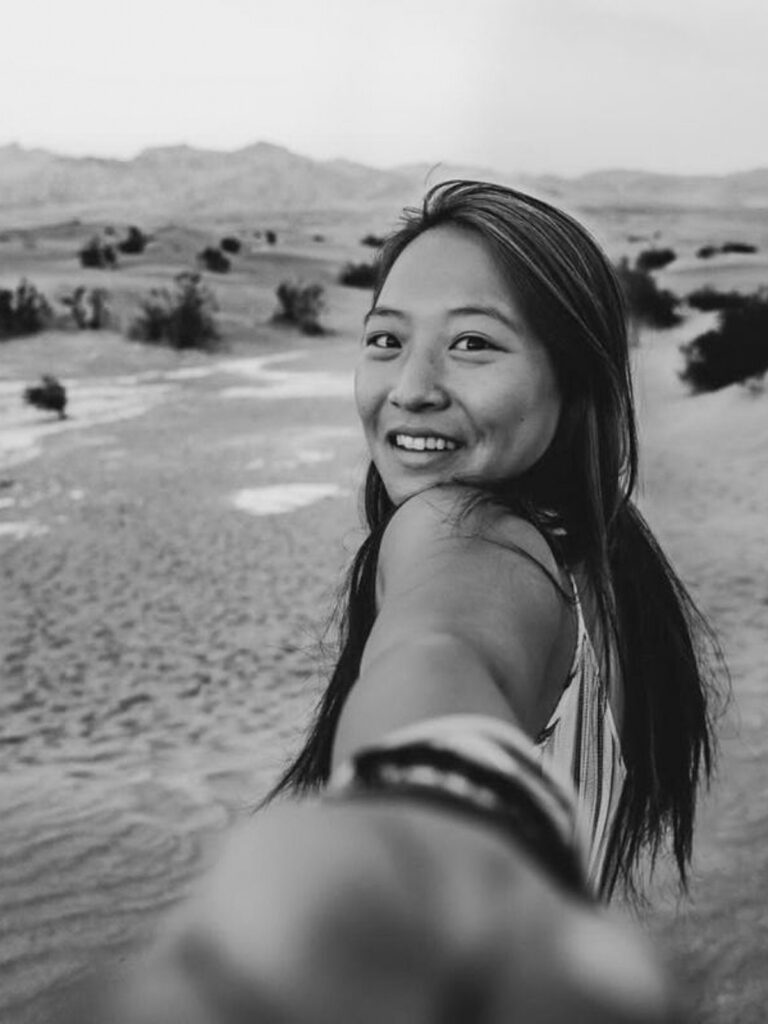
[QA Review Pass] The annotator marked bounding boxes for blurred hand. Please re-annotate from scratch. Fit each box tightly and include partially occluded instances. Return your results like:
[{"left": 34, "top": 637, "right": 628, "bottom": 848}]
[{"left": 83, "top": 800, "right": 681, "bottom": 1024}]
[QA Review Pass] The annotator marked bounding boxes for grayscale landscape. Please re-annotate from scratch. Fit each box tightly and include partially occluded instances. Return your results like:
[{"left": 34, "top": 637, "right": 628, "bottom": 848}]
[{"left": 1, "top": 142, "right": 767, "bottom": 1022}]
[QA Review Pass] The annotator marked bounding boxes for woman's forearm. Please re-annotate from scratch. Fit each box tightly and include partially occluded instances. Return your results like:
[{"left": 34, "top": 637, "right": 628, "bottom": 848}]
[{"left": 332, "top": 631, "right": 522, "bottom": 768}]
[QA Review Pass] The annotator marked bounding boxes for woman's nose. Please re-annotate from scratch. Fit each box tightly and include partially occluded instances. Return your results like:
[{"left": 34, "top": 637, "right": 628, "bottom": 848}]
[{"left": 387, "top": 352, "right": 449, "bottom": 411}]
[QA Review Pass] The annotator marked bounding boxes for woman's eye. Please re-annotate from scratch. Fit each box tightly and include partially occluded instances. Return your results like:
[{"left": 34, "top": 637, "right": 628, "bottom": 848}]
[
  {"left": 365, "top": 332, "right": 400, "bottom": 349},
  {"left": 452, "top": 335, "right": 496, "bottom": 352}
]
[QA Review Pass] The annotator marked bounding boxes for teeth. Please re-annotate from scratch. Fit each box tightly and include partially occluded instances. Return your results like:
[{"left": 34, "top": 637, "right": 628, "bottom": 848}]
[{"left": 394, "top": 434, "right": 458, "bottom": 452}]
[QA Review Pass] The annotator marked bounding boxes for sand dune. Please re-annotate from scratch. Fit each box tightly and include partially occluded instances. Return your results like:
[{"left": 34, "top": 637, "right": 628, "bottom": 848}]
[{"left": 1, "top": 224, "right": 766, "bottom": 1021}]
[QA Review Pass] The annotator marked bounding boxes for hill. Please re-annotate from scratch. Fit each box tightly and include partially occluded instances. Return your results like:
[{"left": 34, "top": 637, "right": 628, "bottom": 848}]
[{"left": 3, "top": 141, "right": 768, "bottom": 226}]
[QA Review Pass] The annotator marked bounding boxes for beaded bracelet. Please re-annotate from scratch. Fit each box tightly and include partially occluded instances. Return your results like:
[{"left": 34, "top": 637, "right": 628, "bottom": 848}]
[{"left": 327, "top": 714, "right": 589, "bottom": 898}]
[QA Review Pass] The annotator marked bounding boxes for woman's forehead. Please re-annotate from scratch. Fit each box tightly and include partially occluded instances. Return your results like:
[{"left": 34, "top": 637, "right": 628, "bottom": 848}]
[{"left": 379, "top": 225, "right": 519, "bottom": 314}]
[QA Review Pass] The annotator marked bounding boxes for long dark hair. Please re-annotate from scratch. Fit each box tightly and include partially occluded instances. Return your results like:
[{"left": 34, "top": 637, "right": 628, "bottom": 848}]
[{"left": 265, "top": 181, "right": 724, "bottom": 900}]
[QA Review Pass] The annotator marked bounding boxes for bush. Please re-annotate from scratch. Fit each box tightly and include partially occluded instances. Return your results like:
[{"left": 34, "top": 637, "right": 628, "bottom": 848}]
[
  {"left": 686, "top": 287, "right": 748, "bottom": 313},
  {"left": 60, "top": 286, "right": 111, "bottom": 329},
  {"left": 79, "top": 236, "right": 117, "bottom": 269},
  {"left": 273, "top": 281, "right": 325, "bottom": 335},
  {"left": 615, "top": 259, "right": 681, "bottom": 329},
  {"left": 680, "top": 290, "right": 768, "bottom": 392},
  {"left": 0, "top": 280, "right": 53, "bottom": 338},
  {"left": 361, "top": 233, "right": 386, "bottom": 248},
  {"left": 721, "top": 241, "right": 757, "bottom": 255},
  {"left": 635, "top": 247, "right": 676, "bottom": 272},
  {"left": 117, "top": 225, "right": 150, "bottom": 255},
  {"left": 198, "top": 246, "right": 231, "bottom": 273},
  {"left": 220, "top": 236, "right": 241, "bottom": 254},
  {"left": 696, "top": 242, "right": 758, "bottom": 259},
  {"left": 129, "top": 272, "right": 220, "bottom": 350},
  {"left": 339, "top": 261, "right": 377, "bottom": 289},
  {"left": 24, "top": 376, "right": 67, "bottom": 418},
  {"left": 265, "top": 230, "right": 277, "bottom": 245}
]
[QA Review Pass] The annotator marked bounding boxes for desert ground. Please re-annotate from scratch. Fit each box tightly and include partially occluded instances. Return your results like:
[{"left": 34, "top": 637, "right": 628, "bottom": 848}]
[{"left": 1, "top": 209, "right": 767, "bottom": 1023}]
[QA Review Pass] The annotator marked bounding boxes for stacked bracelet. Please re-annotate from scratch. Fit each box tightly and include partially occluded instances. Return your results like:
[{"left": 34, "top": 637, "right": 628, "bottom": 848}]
[{"left": 327, "top": 714, "right": 589, "bottom": 898}]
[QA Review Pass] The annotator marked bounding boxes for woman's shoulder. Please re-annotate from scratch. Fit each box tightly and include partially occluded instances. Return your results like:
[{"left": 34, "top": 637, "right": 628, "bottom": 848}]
[
  {"left": 372, "top": 484, "right": 576, "bottom": 736},
  {"left": 379, "top": 484, "right": 563, "bottom": 583}
]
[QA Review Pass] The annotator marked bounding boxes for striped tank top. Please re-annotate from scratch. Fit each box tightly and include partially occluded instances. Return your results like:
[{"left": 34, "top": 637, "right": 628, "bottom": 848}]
[{"left": 535, "top": 576, "right": 626, "bottom": 895}]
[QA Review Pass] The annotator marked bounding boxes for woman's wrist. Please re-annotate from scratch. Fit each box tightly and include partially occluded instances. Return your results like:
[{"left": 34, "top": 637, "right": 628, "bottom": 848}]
[{"left": 327, "top": 713, "right": 590, "bottom": 898}]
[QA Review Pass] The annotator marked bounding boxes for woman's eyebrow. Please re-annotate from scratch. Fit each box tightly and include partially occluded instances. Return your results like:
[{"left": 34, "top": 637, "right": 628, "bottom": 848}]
[
  {"left": 364, "top": 304, "right": 523, "bottom": 332},
  {"left": 364, "top": 306, "right": 407, "bottom": 324},
  {"left": 448, "top": 305, "right": 523, "bottom": 332}
]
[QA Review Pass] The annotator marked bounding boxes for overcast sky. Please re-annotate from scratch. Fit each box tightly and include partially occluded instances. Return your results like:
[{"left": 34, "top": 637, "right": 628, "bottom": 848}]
[{"left": 2, "top": 0, "right": 766, "bottom": 175}]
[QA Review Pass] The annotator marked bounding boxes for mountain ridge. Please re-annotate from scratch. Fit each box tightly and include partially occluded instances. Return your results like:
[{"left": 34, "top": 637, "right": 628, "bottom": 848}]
[{"left": 3, "top": 141, "right": 768, "bottom": 222}]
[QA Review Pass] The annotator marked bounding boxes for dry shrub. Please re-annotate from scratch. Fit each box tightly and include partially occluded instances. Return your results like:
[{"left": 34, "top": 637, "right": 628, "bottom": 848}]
[
  {"left": 686, "top": 288, "right": 748, "bottom": 313},
  {"left": 198, "top": 247, "right": 231, "bottom": 273},
  {"left": 635, "top": 247, "right": 676, "bottom": 272},
  {"left": 680, "top": 290, "right": 768, "bottom": 392},
  {"left": 220, "top": 236, "right": 241, "bottom": 254},
  {"left": 615, "top": 259, "right": 681, "bottom": 329},
  {"left": 339, "top": 261, "right": 377, "bottom": 289},
  {"left": 60, "top": 287, "right": 111, "bottom": 329},
  {"left": 79, "top": 237, "right": 117, "bottom": 269},
  {"left": 273, "top": 282, "right": 325, "bottom": 335},
  {"left": 118, "top": 226, "right": 150, "bottom": 255},
  {"left": 129, "top": 272, "right": 220, "bottom": 350},
  {"left": 0, "top": 280, "right": 53, "bottom": 339}
]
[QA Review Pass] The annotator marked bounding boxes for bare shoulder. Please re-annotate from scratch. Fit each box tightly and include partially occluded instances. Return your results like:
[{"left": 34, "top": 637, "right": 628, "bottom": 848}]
[
  {"left": 378, "top": 484, "right": 561, "bottom": 587},
  {"left": 370, "top": 485, "right": 573, "bottom": 734}
]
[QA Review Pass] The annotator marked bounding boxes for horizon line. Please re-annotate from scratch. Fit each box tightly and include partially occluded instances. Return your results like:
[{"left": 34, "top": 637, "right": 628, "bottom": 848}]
[{"left": 1, "top": 138, "right": 766, "bottom": 181}]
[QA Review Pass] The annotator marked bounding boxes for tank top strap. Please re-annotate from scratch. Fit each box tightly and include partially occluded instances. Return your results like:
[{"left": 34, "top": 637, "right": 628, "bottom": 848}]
[{"left": 567, "top": 571, "right": 588, "bottom": 661}]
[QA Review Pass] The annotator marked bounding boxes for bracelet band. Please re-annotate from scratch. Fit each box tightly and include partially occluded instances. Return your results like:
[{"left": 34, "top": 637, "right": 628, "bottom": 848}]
[{"left": 327, "top": 714, "right": 589, "bottom": 898}]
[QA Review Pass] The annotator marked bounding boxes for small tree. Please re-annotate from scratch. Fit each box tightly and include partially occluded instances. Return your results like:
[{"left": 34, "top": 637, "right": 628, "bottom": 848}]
[
  {"left": 129, "top": 272, "right": 220, "bottom": 350},
  {"left": 0, "top": 280, "right": 52, "bottom": 339},
  {"left": 198, "top": 247, "right": 231, "bottom": 273},
  {"left": 339, "top": 261, "right": 377, "bottom": 289},
  {"left": 265, "top": 230, "right": 277, "bottom": 245},
  {"left": 635, "top": 247, "right": 676, "bottom": 272},
  {"left": 696, "top": 245, "right": 718, "bottom": 259},
  {"left": 680, "top": 291, "right": 768, "bottom": 392},
  {"left": 361, "top": 233, "right": 386, "bottom": 248},
  {"left": 615, "top": 258, "right": 681, "bottom": 329},
  {"left": 273, "top": 281, "right": 325, "bottom": 335}
]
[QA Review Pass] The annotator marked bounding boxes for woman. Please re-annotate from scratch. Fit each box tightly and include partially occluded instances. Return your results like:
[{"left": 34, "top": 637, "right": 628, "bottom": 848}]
[
  {"left": 269, "top": 179, "right": 720, "bottom": 901},
  {"left": 91, "top": 182, "right": 720, "bottom": 1023}
]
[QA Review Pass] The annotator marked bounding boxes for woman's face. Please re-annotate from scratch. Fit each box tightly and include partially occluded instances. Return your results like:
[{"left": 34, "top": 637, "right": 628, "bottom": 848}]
[{"left": 355, "top": 225, "right": 562, "bottom": 505}]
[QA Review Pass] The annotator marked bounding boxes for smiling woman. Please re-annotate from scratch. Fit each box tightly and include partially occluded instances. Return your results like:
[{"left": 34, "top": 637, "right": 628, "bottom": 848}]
[
  {"left": 271, "top": 179, "right": 722, "bottom": 901},
  {"left": 87, "top": 181, "right": 722, "bottom": 1024}
]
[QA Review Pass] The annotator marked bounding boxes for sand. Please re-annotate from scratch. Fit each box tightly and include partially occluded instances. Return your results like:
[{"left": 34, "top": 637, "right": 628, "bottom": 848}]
[
  {"left": 0, "top": 329, "right": 366, "bottom": 1022},
  {"left": 1, "top": 221, "right": 767, "bottom": 1022},
  {"left": 632, "top": 324, "right": 768, "bottom": 1022}
]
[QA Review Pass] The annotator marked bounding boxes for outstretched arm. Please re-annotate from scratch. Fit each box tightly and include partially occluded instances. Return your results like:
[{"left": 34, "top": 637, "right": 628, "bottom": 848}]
[
  {"left": 333, "top": 486, "right": 575, "bottom": 762},
  {"left": 73, "top": 489, "right": 679, "bottom": 1023}
]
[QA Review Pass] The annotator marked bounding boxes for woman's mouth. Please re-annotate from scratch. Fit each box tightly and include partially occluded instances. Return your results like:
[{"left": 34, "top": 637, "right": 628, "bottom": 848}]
[{"left": 387, "top": 432, "right": 461, "bottom": 454}]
